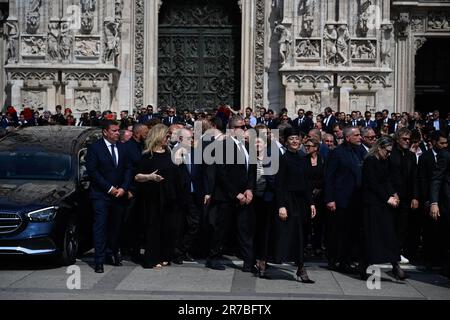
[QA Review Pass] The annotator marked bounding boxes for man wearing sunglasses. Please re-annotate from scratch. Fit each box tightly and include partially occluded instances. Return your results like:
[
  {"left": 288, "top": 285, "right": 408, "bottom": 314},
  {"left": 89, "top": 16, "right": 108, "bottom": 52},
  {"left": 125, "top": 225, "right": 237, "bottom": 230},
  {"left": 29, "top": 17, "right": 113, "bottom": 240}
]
[
  {"left": 388, "top": 128, "right": 419, "bottom": 265},
  {"left": 359, "top": 127, "right": 377, "bottom": 157}
]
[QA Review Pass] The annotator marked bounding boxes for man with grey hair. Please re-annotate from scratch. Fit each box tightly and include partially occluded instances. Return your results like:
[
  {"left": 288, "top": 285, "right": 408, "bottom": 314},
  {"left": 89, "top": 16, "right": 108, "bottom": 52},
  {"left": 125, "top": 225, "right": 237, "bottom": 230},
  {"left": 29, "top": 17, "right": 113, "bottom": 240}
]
[
  {"left": 359, "top": 127, "right": 377, "bottom": 157},
  {"left": 324, "top": 126, "right": 364, "bottom": 273}
]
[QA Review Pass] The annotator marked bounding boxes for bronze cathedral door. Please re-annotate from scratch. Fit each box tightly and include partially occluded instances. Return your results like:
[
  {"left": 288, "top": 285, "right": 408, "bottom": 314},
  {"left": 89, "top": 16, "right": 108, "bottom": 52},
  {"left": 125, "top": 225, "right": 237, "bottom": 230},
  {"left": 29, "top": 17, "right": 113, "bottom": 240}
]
[{"left": 158, "top": 0, "right": 241, "bottom": 110}]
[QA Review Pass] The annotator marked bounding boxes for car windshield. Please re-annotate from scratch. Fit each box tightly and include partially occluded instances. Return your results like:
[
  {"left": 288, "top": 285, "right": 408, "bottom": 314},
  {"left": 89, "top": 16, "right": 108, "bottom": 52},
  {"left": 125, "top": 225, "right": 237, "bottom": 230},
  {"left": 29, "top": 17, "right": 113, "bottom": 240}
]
[{"left": 0, "top": 150, "right": 72, "bottom": 181}]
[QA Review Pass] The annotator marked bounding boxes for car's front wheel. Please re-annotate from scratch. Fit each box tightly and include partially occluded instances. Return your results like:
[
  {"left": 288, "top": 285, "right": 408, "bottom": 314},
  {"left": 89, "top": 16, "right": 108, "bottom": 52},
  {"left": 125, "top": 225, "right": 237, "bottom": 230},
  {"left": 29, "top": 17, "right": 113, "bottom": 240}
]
[{"left": 55, "top": 217, "right": 79, "bottom": 266}]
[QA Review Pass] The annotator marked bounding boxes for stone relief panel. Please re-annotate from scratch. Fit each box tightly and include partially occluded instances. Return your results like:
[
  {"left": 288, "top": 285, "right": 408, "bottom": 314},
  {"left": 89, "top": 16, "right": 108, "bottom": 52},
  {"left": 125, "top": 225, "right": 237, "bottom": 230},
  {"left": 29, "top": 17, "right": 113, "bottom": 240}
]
[
  {"left": 324, "top": 24, "right": 350, "bottom": 66},
  {"left": 411, "top": 15, "right": 425, "bottom": 33},
  {"left": 133, "top": 0, "right": 145, "bottom": 108},
  {"left": 21, "top": 35, "right": 47, "bottom": 57},
  {"left": 351, "top": 40, "right": 376, "bottom": 61},
  {"left": 75, "top": 36, "right": 101, "bottom": 59},
  {"left": 295, "top": 92, "right": 321, "bottom": 114},
  {"left": 295, "top": 39, "right": 321, "bottom": 60},
  {"left": 254, "top": 0, "right": 265, "bottom": 106},
  {"left": 21, "top": 89, "right": 47, "bottom": 110},
  {"left": 74, "top": 90, "right": 101, "bottom": 113},
  {"left": 349, "top": 93, "right": 376, "bottom": 114},
  {"left": 427, "top": 12, "right": 450, "bottom": 31}
]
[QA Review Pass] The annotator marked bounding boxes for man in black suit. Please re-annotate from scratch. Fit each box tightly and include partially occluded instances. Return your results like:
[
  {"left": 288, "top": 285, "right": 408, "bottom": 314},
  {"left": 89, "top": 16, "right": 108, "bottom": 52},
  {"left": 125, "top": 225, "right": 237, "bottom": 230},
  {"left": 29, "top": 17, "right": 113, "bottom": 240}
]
[
  {"left": 350, "top": 111, "right": 363, "bottom": 127},
  {"left": 162, "top": 107, "right": 181, "bottom": 126},
  {"left": 322, "top": 107, "right": 337, "bottom": 134},
  {"left": 86, "top": 120, "right": 133, "bottom": 273},
  {"left": 205, "top": 116, "right": 256, "bottom": 271},
  {"left": 362, "top": 111, "right": 377, "bottom": 130},
  {"left": 418, "top": 132, "right": 448, "bottom": 269},
  {"left": 324, "top": 126, "right": 364, "bottom": 272},
  {"left": 293, "top": 108, "right": 314, "bottom": 134},
  {"left": 430, "top": 147, "right": 450, "bottom": 278},
  {"left": 427, "top": 110, "right": 448, "bottom": 136},
  {"left": 377, "top": 109, "right": 395, "bottom": 134},
  {"left": 359, "top": 127, "right": 377, "bottom": 157},
  {"left": 389, "top": 128, "right": 419, "bottom": 263}
]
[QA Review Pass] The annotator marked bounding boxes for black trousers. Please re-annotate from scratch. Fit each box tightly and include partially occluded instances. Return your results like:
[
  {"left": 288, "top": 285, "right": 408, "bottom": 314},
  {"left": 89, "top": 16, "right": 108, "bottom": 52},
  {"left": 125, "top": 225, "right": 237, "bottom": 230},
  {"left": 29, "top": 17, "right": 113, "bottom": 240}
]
[
  {"left": 121, "top": 197, "right": 142, "bottom": 254},
  {"left": 253, "top": 196, "right": 274, "bottom": 261},
  {"left": 176, "top": 193, "right": 202, "bottom": 256},
  {"left": 394, "top": 205, "right": 410, "bottom": 253},
  {"left": 423, "top": 208, "right": 445, "bottom": 266},
  {"left": 207, "top": 201, "right": 255, "bottom": 264},
  {"left": 92, "top": 198, "right": 126, "bottom": 265}
]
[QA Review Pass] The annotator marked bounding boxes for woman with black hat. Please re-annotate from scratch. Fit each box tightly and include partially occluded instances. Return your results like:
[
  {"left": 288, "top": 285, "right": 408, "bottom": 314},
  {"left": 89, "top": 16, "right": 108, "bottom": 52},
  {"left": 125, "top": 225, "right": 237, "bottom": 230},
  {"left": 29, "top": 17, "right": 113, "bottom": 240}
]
[{"left": 274, "top": 126, "right": 316, "bottom": 283}]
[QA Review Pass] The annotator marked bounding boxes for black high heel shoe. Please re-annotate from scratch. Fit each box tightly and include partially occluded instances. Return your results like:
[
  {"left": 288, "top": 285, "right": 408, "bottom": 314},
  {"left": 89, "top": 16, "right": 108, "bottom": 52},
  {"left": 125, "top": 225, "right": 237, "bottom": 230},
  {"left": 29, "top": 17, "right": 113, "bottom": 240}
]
[
  {"left": 256, "top": 263, "right": 271, "bottom": 279},
  {"left": 296, "top": 266, "right": 315, "bottom": 284},
  {"left": 392, "top": 263, "right": 406, "bottom": 280}
]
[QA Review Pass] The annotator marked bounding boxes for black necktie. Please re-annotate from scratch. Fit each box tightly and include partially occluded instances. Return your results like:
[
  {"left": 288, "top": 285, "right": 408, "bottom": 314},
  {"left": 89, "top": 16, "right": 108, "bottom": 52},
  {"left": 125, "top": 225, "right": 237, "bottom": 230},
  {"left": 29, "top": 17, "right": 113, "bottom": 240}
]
[{"left": 111, "top": 144, "right": 118, "bottom": 167}]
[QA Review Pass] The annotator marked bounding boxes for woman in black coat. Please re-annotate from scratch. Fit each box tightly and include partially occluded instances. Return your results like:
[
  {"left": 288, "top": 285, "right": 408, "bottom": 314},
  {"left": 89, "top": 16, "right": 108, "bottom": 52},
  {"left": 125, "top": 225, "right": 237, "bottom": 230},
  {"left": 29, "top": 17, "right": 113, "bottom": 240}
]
[
  {"left": 274, "top": 127, "right": 316, "bottom": 283},
  {"left": 360, "top": 136, "right": 406, "bottom": 280},
  {"left": 135, "top": 124, "right": 186, "bottom": 269}
]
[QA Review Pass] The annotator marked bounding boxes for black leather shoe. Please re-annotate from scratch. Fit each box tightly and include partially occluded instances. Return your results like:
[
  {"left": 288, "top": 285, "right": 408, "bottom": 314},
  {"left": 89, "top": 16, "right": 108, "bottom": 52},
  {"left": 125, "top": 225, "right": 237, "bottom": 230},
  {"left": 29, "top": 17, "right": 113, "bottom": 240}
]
[
  {"left": 107, "top": 254, "right": 123, "bottom": 266},
  {"left": 296, "top": 266, "right": 315, "bottom": 284},
  {"left": 172, "top": 255, "right": 184, "bottom": 265},
  {"left": 205, "top": 259, "right": 226, "bottom": 270},
  {"left": 242, "top": 263, "right": 257, "bottom": 273},
  {"left": 392, "top": 263, "right": 406, "bottom": 280},
  {"left": 95, "top": 264, "right": 104, "bottom": 273},
  {"left": 184, "top": 252, "right": 195, "bottom": 262}
]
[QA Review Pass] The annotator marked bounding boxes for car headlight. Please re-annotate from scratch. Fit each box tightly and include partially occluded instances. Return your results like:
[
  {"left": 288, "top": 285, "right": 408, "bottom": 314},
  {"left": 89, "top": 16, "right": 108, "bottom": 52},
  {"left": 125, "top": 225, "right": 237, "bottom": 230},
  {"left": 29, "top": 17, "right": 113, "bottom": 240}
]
[{"left": 27, "top": 207, "right": 58, "bottom": 222}]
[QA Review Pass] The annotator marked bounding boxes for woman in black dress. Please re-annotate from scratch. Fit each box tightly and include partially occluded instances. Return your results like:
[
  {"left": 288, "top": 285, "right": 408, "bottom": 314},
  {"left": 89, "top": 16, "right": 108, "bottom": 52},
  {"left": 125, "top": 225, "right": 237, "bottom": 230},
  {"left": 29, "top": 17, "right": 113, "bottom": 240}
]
[
  {"left": 360, "top": 136, "right": 406, "bottom": 280},
  {"left": 135, "top": 124, "right": 186, "bottom": 269},
  {"left": 274, "top": 127, "right": 316, "bottom": 283}
]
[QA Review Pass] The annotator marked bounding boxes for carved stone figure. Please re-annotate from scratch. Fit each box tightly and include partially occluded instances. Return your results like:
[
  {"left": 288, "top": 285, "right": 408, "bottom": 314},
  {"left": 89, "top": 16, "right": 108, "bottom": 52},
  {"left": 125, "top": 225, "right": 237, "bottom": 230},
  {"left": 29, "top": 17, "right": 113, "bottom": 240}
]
[
  {"left": 22, "top": 36, "right": 46, "bottom": 56},
  {"left": 48, "top": 22, "right": 60, "bottom": 61},
  {"left": 274, "top": 23, "right": 292, "bottom": 66},
  {"left": 296, "top": 39, "right": 320, "bottom": 59},
  {"left": 352, "top": 40, "right": 376, "bottom": 60},
  {"left": 336, "top": 25, "right": 350, "bottom": 65},
  {"left": 26, "top": 0, "right": 42, "bottom": 34},
  {"left": 381, "top": 24, "right": 393, "bottom": 67},
  {"left": 5, "top": 21, "right": 19, "bottom": 63},
  {"left": 75, "top": 39, "right": 101, "bottom": 57},
  {"left": 80, "top": 0, "right": 96, "bottom": 34},
  {"left": 396, "top": 13, "right": 410, "bottom": 37},
  {"left": 357, "top": 0, "right": 371, "bottom": 37},
  {"left": 323, "top": 24, "right": 337, "bottom": 64},
  {"left": 104, "top": 19, "right": 121, "bottom": 64},
  {"left": 299, "top": 0, "right": 314, "bottom": 37},
  {"left": 60, "top": 22, "right": 73, "bottom": 61},
  {"left": 428, "top": 13, "right": 450, "bottom": 30}
]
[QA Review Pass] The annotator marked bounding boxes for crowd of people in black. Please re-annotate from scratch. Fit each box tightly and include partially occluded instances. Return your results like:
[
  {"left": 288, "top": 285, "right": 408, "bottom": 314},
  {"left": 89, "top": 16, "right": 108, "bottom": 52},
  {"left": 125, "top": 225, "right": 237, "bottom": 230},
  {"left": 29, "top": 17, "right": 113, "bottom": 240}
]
[{"left": 2, "top": 103, "right": 450, "bottom": 284}]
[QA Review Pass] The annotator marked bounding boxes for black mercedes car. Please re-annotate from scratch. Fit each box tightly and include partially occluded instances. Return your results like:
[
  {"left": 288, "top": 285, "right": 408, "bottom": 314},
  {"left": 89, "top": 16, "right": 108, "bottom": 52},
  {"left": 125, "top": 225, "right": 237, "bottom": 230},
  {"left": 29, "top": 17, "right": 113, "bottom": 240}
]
[{"left": 0, "top": 126, "right": 102, "bottom": 265}]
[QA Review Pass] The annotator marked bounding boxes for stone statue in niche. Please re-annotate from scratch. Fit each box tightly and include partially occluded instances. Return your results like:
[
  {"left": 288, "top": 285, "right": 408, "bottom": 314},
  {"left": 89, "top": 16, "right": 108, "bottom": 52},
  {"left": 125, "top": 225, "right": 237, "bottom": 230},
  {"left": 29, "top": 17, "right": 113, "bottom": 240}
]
[
  {"left": 323, "top": 24, "right": 337, "bottom": 64},
  {"left": 299, "top": 0, "right": 314, "bottom": 37},
  {"left": 357, "top": 0, "right": 371, "bottom": 37},
  {"left": 274, "top": 22, "right": 292, "bottom": 66},
  {"left": 335, "top": 25, "right": 350, "bottom": 65},
  {"left": 104, "top": 18, "right": 121, "bottom": 64},
  {"left": 80, "top": 0, "right": 96, "bottom": 34},
  {"left": 310, "top": 93, "right": 321, "bottom": 115},
  {"left": 380, "top": 24, "right": 393, "bottom": 67},
  {"left": 296, "top": 39, "right": 320, "bottom": 59},
  {"left": 48, "top": 22, "right": 60, "bottom": 61},
  {"left": 26, "top": 0, "right": 42, "bottom": 34},
  {"left": 115, "top": 0, "right": 123, "bottom": 19},
  {"left": 5, "top": 21, "right": 19, "bottom": 63},
  {"left": 60, "top": 21, "right": 73, "bottom": 61}
]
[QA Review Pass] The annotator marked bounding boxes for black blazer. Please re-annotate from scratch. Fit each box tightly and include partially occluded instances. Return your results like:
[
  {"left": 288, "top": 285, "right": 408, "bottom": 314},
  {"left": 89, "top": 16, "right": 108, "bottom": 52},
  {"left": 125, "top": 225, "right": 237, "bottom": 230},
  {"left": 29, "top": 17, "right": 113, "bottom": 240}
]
[
  {"left": 211, "top": 137, "right": 256, "bottom": 203},
  {"left": 417, "top": 150, "right": 438, "bottom": 203},
  {"left": 388, "top": 146, "right": 419, "bottom": 203},
  {"left": 324, "top": 143, "right": 364, "bottom": 208},
  {"left": 162, "top": 116, "right": 182, "bottom": 126},
  {"left": 362, "top": 155, "right": 396, "bottom": 206},
  {"left": 293, "top": 116, "right": 314, "bottom": 134},
  {"left": 86, "top": 139, "right": 133, "bottom": 200},
  {"left": 430, "top": 150, "right": 450, "bottom": 212},
  {"left": 323, "top": 116, "right": 337, "bottom": 134}
]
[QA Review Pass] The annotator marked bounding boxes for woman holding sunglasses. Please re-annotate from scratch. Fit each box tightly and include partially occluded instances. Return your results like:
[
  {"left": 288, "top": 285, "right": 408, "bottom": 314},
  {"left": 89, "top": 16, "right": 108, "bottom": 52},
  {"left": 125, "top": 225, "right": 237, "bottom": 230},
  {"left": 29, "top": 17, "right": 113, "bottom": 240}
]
[{"left": 360, "top": 136, "right": 406, "bottom": 280}]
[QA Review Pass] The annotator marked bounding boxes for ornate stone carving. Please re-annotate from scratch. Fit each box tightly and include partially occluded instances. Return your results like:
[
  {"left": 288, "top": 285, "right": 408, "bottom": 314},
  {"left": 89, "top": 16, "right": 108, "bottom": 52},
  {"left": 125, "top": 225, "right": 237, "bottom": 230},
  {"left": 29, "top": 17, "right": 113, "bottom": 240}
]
[
  {"left": 274, "top": 22, "right": 292, "bottom": 66},
  {"left": 103, "top": 18, "right": 121, "bottom": 64},
  {"left": 299, "top": 0, "right": 314, "bottom": 37},
  {"left": 47, "top": 21, "right": 60, "bottom": 61},
  {"left": 75, "top": 90, "right": 101, "bottom": 112},
  {"left": 133, "top": 0, "right": 145, "bottom": 108},
  {"left": 295, "top": 92, "right": 321, "bottom": 114},
  {"left": 11, "top": 72, "right": 56, "bottom": 81},
  {"left": 357, "top": 0, "right": 372, "bottom": 37},
  {"left": 380, "top": 24, "right": 393, "bottom": 67},
  {"left": 160, "top": 4, "right": 232, "bottom": 26},
  {"left": 65, "top": 72, "right": 110, "bottom": 82},
  {"left": 60, "top": 21, "right": 73, "bottom": 61},
  {"left": 395, "top": 12, "right": 410, "bottom": 38},
  {"left": 21, "top": 36, "right": 47, "bottom": 57},
  {"left": 285, "top": 74, "right": 332, "bottom": 88},
  {"left": 22, "top": 89, "right": 46, "bottom": 110},
  {"left": 80, "top": 0, "right": 96, "bottom": 34},
  {"left": 5, "top": 20, "right": 19, "bottom": 64},
  {"left": 295, "top": 39, "right": 320, "bottom": 59},
  {"left": 324, "top": 24, "right": 350, "bottom": 66},
  {"left": 414, "top": 37, "right": 427, "bottom": 53},
  {"left": 75, "top": 37, "right": 101, "bottom": 58},
  {"left": 350, "top": 93, "right": 376, "bottom": 113},
  {"left": 411, "top": 15, "right": 425, "bottom": 33},
  {"left": 427, "top": 12, "right": 450, "bottom": 31},
  {"left": 351, "top": 40, "right": 376, "bottom": 61},
  {"left": 254, "top": 0, "right": 265, "bottom": 105},
  {"left": 26, "top": 0, "right": 42, "bottom": 34},
  {"left": 340, "top": 74, "right": 390, "bottom": 89}
]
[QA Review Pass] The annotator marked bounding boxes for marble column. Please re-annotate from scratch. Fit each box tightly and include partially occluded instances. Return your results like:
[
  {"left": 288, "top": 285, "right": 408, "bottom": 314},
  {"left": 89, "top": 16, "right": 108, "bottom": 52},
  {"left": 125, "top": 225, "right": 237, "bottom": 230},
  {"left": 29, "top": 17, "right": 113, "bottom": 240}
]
[
  {"left": 394, "top": 35, "right": 412, "bottom": 113},
  {"left": 241, "top": 0, "right": 256, "bottom": 109},
  {"left": 143, "top": 0, "right": 159, "bottom": 108}
]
